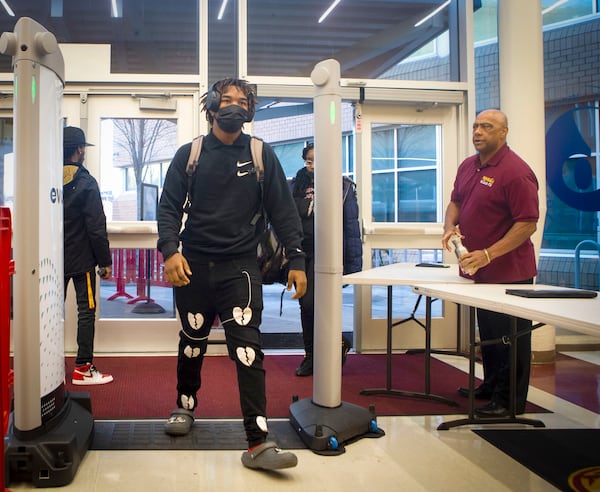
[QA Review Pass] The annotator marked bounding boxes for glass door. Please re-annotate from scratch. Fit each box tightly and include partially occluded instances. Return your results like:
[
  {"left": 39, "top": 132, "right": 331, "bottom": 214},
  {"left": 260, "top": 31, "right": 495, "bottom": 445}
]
[
  {"left": 353, "top": 101, "right": 464, "bottom": 353},
  {"left": 62, "top": 91, "right": 201, "bottom": 355}
]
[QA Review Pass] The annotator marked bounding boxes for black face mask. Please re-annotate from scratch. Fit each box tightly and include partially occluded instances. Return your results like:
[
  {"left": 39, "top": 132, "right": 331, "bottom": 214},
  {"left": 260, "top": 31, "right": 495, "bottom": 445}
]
[{"left": 215, "top": 105, "right": 249, "bottom": 133}]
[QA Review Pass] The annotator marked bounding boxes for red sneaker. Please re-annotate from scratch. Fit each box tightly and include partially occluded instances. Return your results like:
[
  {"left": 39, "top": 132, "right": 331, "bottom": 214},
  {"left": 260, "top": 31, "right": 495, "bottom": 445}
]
[{"left": 72, "top": 363, "right": 114, "bottom": 385}]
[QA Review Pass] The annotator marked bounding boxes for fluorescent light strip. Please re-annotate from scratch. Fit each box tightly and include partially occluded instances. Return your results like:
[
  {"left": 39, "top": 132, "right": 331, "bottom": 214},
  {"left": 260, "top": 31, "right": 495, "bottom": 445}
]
[
  {"left": 111, "top": 0, "right": 119, "bottom": 18},
  {"left": 218, "top": 0, "right": 229, "bottom": 20},
  {"left": 319, "top": 0, "right": 341, "bottom": 24},
  {"left": 414, "top": 0, "right": 451, "bottom": 27},
  {"left": 1, "top": 0, "right": 15, "bottom": 17},
  {"left": 542, "top": 0, "right": 568, "bottom": 15}
]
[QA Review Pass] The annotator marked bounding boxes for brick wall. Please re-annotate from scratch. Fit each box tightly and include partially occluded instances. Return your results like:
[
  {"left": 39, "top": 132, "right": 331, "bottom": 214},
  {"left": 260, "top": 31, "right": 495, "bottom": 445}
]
[
  {"left": 538, "top": 255, "right": 599, "bottom": 290},
  {"left": 543, "top": 18, "right": 600, "bottom": 105},
  {"left": 384, "top": 17, "right": 600, "bottom": 112},
  {"left": 255, "top": 104, "right": 354, "bottom": 143}
]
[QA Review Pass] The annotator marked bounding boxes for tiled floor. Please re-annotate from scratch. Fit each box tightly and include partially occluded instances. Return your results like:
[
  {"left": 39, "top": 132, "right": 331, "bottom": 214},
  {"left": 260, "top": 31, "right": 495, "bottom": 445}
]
[{"left": 5, "top": 351, "right": 600, "bottom": 492}]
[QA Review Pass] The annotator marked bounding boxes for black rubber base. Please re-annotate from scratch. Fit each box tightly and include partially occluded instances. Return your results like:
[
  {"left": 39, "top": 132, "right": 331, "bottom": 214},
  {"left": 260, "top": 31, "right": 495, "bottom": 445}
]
[
  {"left": 5, "top": 393, "right": 93, "bottom": 488},
  {"left": 289, "top": 398, "right": 384, "bottom": 455}
]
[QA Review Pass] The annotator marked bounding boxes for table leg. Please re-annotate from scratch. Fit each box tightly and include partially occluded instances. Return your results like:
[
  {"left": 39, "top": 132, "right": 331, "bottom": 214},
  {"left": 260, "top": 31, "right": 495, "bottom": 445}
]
[
  {"left": 360, "top": 289, "right": 458, "bottom": 406},
  {"left": 405, "top": 299, "right": 469, "bottom": 359},
  {"left": 438, "top": 307, "right": 545, "bottom": 430}
]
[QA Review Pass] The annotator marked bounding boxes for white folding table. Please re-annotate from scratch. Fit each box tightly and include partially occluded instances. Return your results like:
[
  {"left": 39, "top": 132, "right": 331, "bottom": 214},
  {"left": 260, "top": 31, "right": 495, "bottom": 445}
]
[
  {"left": 342, "top": 263, "right": 472, "bottom": 406},
  {"left": 412, "top": 282, "right": 600, "bottom": 429}
]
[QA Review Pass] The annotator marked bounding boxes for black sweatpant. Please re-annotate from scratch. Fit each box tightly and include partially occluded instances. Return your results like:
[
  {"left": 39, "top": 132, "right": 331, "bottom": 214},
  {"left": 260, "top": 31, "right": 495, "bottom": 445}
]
[
  {"left": 173, "top": 254, "right": 267, "bottom": 447},
  {"left": 477, "top": 294, "right": 533, "bottom": 413},
  {"left": 65, "top": 270, "right": 97, "bottom": 366}
]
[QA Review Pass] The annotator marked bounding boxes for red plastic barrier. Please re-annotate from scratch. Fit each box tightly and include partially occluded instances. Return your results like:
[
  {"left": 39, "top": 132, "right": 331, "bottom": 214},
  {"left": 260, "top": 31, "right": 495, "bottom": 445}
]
[
  {"left": 127, "top": 249, "right": 153, "bottom": 304},
  {"left": 108, "top": 248, "right": 170, "bottom": 303},
  {"left": 107, "top": 249, "right": 133, "bottom": 301},
  {"left": 1, "top": 207, "right": 15, "bottom": 491}
]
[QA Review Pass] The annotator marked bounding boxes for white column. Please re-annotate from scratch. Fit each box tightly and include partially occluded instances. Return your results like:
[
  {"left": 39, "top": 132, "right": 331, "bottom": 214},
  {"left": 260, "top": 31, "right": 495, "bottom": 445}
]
[{"left": 498, "top": 0, "right": 553, "bottom": 361}]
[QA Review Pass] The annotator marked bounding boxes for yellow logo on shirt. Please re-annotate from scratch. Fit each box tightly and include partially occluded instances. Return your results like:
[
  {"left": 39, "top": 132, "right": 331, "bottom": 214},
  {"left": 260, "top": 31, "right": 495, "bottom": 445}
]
[{"left": 480, "top": 175, "right": 494, "bottom": 187}]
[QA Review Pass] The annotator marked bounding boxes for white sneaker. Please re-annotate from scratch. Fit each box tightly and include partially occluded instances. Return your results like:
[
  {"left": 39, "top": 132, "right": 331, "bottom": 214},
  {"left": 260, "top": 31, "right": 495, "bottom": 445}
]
[{"left": 72, "top": 363, "right": 114, "bottom": 385}]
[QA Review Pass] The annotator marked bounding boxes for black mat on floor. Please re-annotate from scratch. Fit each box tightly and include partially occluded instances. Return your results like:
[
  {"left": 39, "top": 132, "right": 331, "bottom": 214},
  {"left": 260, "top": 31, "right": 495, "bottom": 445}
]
[
  {"left": 91, "top": 419, "right": 307, "bottom": 450},
  {"left": 473, "top": 429, "right": 600, "bottom": 491}
]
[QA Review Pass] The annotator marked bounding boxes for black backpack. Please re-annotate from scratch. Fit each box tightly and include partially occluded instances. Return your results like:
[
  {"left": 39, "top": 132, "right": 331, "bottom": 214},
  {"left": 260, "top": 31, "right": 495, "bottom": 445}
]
[{"left": 184, "top": 135, "right": 289, "bottom": 285}]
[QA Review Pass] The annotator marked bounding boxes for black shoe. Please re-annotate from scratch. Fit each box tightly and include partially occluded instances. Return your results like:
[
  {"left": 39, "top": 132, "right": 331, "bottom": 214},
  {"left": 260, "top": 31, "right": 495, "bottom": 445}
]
[
  {"left": 457, "top": 384, "right": 493, "bottom": 400},
  {"left": 341, "top": 337, "right": 351, "bottom": 367},
  {"left": 474, "top": 401, "right": 510, "bottom": 418},
  {"left": 295, "top": 357, "right": 313, "bottom": 377}
]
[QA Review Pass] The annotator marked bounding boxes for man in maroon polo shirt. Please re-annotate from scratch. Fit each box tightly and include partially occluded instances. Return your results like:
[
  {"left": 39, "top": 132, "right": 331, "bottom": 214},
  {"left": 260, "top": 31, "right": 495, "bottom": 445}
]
[{"left": 442, "top": 109, "right": 539, "bottom": 417}]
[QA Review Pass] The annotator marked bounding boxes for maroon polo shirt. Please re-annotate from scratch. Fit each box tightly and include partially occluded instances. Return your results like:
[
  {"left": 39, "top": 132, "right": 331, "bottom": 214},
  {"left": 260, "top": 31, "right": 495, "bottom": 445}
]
[{"left": 450, "top": 145, "right": 539, "bottom": 283}]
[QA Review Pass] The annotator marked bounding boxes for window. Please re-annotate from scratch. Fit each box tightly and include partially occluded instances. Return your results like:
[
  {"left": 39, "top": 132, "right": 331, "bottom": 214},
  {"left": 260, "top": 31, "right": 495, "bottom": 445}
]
[
  {"left": 474, "top": 0, "right": 598, "bottom": 46},
  {"left": 0, "top": 1, "right": 199, "bottom": 75},
  {"left": 371, "top": 124, "right": 440, "bottom": 223},
  {"left": 272, "top": 142, "right": 307, "bottom": 178},
  {"left": 100, "top": 118, "right": 177, "bottom": 221},
  {"left": 370, "top": 249, "right": 444, "bottom": 319},
  {"left": 271, "top": 136, "right": 355, "bottom": 181},
  {"left": 543, "top": 103, "right": 600, "bottom": 250},
  {"left": 100, "top": 248, "right": 176, "bottom": 319},
  {"left": 255, "top": 101, "right": 355, "bottom": 180}
]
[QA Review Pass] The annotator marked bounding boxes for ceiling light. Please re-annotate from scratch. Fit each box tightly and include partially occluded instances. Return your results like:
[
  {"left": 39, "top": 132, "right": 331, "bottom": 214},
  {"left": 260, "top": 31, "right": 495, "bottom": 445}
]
[
  {"left": 319, "top": 0, "right": 341, "bottom": 24},
  {"left": 1, "top": 0, "right": 15, "bottom": 17},
  {"left": 218, "top": 0, "right": 229, "bottom": 20},
  {"left": 111, "top": 0, "right": 122, "bottom": 18},
  {"left": 414, "top": 0, "right": 451, "bottom": 27}
]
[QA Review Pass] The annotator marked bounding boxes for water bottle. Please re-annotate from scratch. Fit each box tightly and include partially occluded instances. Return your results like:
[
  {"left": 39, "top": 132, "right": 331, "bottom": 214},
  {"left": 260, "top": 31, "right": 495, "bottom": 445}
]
[
  {"left": 449, "top": 234, "right": 468, "bottom": 259},
  {"left": 449, "top": 234, "right": 472, "bottom": 274}
]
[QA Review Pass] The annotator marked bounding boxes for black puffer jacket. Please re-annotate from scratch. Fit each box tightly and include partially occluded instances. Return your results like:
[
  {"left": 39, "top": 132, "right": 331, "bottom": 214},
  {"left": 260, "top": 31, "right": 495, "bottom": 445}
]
[
  {"left": 291, "top": 167, "right": 362, "bottom": 274},
  {"left": 63, "top": 163, "right": 112, "bottom": 276}
]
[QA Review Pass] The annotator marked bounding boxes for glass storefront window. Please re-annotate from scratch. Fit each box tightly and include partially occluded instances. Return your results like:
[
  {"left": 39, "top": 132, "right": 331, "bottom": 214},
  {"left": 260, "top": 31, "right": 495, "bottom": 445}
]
[
  {"left": 271, "top": 141, "right": 307, "bottom": 178},
  {"left": 474, "top": 0, "right": 597, "bottom": 46},
  {"left": 208, "top": 0, "right": 237, "bottom": 83},
  {"left": 542, "top": 0, "right": 595, "bottom": 26},
  {"left": 271, "top": 136, "right": 355, "bottom": 182},
  {"left": 0, "top": 1, "right": 199, "bottom": 75},
  {"left": 543, "top": 103, "right": 600, "bottom": 249},
  {"left": 254, "top": 101, "right": 355, "bottom": 179},
  {"left": 247, "top": 1, "right": 455, "bottom": 80},
  {"left": 474, "top": 0, "right": 499, "bottom": 44}
]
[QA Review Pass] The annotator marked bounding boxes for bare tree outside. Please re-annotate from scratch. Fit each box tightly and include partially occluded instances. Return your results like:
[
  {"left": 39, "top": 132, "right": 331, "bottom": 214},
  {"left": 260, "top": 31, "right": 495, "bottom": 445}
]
[{"left": 112, "top": 118, "right": 177, "bottom": 219}]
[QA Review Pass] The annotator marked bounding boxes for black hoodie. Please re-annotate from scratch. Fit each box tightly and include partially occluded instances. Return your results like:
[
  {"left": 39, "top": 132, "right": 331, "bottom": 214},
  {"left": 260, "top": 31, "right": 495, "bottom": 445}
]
[{"left": 157, "top": 131, "right": 305, "bottom": 272}]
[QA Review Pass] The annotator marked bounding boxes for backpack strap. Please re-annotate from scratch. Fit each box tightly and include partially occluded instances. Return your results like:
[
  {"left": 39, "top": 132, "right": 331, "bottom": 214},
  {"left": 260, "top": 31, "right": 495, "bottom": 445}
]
[
  {"left": 250, "top": 136, "right": 264, "bottom": 184},
  {"left": 250, "top": 137, "right": 265, "bottom": 226},
  {"left": 184, "top": 135, "right": 263, "bottom": 218},
  {"left": 183, "top": 135, "right": 204, "bottom": 214}
]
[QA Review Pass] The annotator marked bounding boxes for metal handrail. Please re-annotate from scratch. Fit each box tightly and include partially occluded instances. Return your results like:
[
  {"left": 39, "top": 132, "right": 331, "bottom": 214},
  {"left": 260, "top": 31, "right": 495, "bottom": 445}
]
[{"left": 574, "top": 240, "right": 600, "bottom": 289}]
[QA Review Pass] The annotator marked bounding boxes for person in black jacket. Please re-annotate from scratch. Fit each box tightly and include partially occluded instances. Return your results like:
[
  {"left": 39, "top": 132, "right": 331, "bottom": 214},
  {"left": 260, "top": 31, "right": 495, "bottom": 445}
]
[
  {"left": 291, "top": 143, "right": 363, "bottom": 377},
  {"left": 157, "top": 78, "right": 306, "bottom": 471},
  {"left": 63, "top": 126, "right": 113, "bottom": 386}
]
